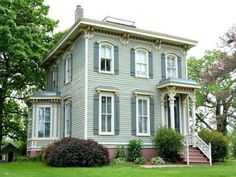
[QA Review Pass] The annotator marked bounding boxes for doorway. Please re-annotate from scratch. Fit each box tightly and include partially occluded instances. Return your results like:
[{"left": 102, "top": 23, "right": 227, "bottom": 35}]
[
  {"left": 8, "top": 152, "right": 13, "bottom": 162},
  {"left": 167, "top": 97, "right": 180, "bottom": 132}
]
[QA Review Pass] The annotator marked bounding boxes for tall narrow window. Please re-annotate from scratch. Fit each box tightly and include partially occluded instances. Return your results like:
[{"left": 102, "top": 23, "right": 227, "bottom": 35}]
[
  {"left": 37, "top": 107, "right": 51, "bottom": 138},
  {"left": 166, "top": 54, "right": 177, "bottom": 78},
  {"left": 135, "top": 49, "right": 148, "bottom": 78},
  {"left": 65, "top": 54, "right": 72, "bottom": 84},
  {"left": 28, "top": 107, "right": 32, "bottom": 138},
  {"left": 52, "top": 66, "right": 57, "bottom": 91},
  {"left": 64, "top": 101, "right": 71, "bottom": 137},
  {"left": 136, "top": 96, "right": 150, "bottom": 135},
  {"left": 99, "top": 93, "right": 114, "bottom": 135},
  {"left": 100, "top": 43, "right": 114, "bottom": 73}
]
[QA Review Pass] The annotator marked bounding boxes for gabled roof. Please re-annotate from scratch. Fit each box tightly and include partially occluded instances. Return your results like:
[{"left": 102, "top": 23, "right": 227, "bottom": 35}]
[{"left": 43, "top": 17, "right": 197, "bottom": 67}]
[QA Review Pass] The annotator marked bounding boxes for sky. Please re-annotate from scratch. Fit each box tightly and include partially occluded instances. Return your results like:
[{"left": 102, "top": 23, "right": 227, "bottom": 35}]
[{"left": 44, "top": 0, "right": 236, "bottom": 58}]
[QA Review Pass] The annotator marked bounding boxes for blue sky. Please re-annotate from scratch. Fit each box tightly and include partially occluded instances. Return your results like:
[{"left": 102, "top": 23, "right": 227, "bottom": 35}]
[{"left": 44, "top": 0, "right": 236, "bottom": 58}]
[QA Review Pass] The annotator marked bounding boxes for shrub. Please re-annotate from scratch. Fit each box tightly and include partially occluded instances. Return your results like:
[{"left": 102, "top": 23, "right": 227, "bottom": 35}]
[
  {"left": 115, "top": 145, "right": 126, "bottom": 159},
  {"left": 229, "top": 131, "right": 236, "bottom": 159},
  {"left": 153, "top": 127, "right": 183, "bottom": 162},
  {"left": 14, "top": 156, "right": 29, "bottom": 162},
  {"left": 134, "top": 157, "right": 146, "bottom": 165},
  {"left": 128, "top": 139, "right": 143, "bottom": 162},
  {"left": 199, "top": 129, "right": 229, "bottom": 162},
  {"left": 112, "top": 157, "right": 127, "bottom": 165},
  {"left": 44, "top": 137, "right": 109, "bottom": 167},
  {"left": 151, "top": 156, "right": 165, "bottom": 165}
]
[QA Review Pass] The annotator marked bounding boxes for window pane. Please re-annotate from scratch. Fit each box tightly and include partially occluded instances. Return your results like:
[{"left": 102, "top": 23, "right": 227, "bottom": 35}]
[
  {"left": 107, "top": 115, "right": 111, "bottom": 132},
  {"left": 143, "top": 100, "right": 147, "bottom": 116},
  {"left": 101, "top": 46, "right": 105, "bottom": 58},
  {"left": 105, "top": 47, "right": 111, "bottom": 59},
  {"left": 102, "top": 96, "right": 106, "bottom": 113},
  {"left": 138, "top": 99, "right": 142, "bottom": 115},
  {"left": 102, "top": 115, "right": 106, "bottom": 132},
  {"left": 106, "top": 59, "right": 111, "bottom": 71},
  {"left": 143, "top": 117, "right": 147, "bottom": 133},
  {"left": 139, "top": 116, "right": 142, "bottom": 133},
  {"left": 107, "top": 97, "right": 111, "bottom": 113},
  {"left": 45, "top": 123, "right": 50, "bottom": 137},
  {"left": 101, "top": 58, "right": 106, "bottom": 71},
  {"left": 66, "top": 120, "right": 70, "bottom": 135},
  {"left": 45, "top": 108, "right": 50, "bottom": 122},
  {"left": 38, "top": 108, "right": 44, "bottom": 121}
]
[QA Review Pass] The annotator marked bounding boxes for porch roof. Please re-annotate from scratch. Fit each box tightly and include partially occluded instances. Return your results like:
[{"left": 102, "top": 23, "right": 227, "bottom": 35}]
[
  {"left": 157, "top": 78, "right": 201, "bottom": 89},
  {"left": 25, "top": 92, "right": 61, "bottom": 104}
]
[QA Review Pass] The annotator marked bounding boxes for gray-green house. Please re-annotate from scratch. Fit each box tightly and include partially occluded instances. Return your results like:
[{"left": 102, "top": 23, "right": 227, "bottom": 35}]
[{"left": 26, "top": 6, "right": 212, "bottom": 164}]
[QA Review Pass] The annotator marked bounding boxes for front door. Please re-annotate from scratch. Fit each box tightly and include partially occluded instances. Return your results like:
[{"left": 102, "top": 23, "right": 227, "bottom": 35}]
[{"left": 167, "top": 97, "right": 180, "bottom": 132}]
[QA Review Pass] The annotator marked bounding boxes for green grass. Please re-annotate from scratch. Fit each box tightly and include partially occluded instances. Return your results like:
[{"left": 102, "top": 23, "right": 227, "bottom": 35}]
[{"left": 0, "top": 161, "right": 236, "bottom": 177}]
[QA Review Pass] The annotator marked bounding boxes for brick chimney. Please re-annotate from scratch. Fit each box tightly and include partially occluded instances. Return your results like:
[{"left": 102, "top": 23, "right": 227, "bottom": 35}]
[{"left": 75, "top": 5, "right": 84, "bottom": 22}]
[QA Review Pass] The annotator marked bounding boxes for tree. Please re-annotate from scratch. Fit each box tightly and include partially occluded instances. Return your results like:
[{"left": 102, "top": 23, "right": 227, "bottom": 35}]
[
  {"left": 0, "top": 0, "right": 58, "bottom": 147},
  {"left": 188, "top": 49, "right": 236, "bottom": 134}
]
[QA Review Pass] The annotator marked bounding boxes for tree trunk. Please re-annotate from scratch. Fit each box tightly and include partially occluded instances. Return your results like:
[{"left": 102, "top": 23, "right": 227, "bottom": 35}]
[{"left": 216, "top": 100, "right": 228, "bottom": 135}]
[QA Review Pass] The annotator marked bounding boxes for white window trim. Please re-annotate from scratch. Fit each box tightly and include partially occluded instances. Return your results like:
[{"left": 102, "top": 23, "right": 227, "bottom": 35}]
[
  {"left": 65, "top": 54, "right": 72, "bottom": 84},
  {"left": 36, "top": 105, "right": 53, "bottom": 138},
  {"left": 99, "top": 92, "right": 115, "bottom": 135},
  {"left": 165, "top": 53, "right": 178, "bottom": 79},
  {"left": 135, "top": 49, "right": 149, "bottom": 78},
  {"left": 136, "top": 95, "right": 150, "bottom": 136},
  {"left": 64, "top": 100, "right": 71, "bottom": 137},
  {"left": 99, "top": 42, "right": 114, "bottom": 74}
]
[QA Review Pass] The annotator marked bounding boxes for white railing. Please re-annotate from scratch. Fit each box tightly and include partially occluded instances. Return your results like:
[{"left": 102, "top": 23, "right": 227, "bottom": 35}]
[
  {"left": 181, "top": 141, "right": 189, "bottom": 165},
  {"left": 184, "top": 135, "right": 212, "bottom": 165}
]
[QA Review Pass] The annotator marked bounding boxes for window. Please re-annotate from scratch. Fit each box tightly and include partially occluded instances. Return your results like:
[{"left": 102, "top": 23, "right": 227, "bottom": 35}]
[
  {"left": 28, "top": 107, "right": 32, "bottom": 138},
  {"left": 65, "top": 54, "right": 72, "bottom": 84},
  {"left": 52, "top": 66, "right": 57, "bottom": 91},
  {"left": 37, "top": 107, "right": 51, "bottom": 138},
  {"left": 64, "top": 101, "right": 71, "bottom": 137},
  {"left": 99, "top": 43, "right": 114, "bottom": 73},
  {"left": 135, "top": 49, "right": 148, "bottom": 78},
  {"left": 136, "top": 96, "right": 150, "bottom": 136},
  {"left": 99, "top": 93, "right": 114, "bottom": 135},
  {"left": 166, "top": 54, "right": 177, "bottom": 78}
]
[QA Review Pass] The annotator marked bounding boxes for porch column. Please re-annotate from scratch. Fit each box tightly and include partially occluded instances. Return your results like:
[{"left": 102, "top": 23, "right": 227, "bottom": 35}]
[
  {"left": 182, "top": 95, "right": 187, "bottom": 135},
  {"left": 160, "top": 94, "right": 165, "bottom": 126},
  {"left": 192, "top": 99, "right": 196, "bottom": 135},
  {"left": 168, "top": 87, "right": 176, "bottom": 129}
]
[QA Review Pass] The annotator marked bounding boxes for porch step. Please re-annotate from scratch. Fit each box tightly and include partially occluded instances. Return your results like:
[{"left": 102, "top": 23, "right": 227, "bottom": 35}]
[{"left": 180, "top": 147, "right": 210, "bottom": 165}]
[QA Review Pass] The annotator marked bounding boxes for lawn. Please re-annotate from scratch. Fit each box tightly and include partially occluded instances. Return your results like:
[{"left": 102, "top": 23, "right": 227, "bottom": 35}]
[{"left": 0, "top": 160, "right": 236, "bottom": 177}]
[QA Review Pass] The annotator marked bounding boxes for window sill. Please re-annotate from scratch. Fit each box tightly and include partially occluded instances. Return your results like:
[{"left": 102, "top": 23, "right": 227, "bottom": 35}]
[
  {"left": 135, "top": 75, "right": 149, "bottom": 79},
  {"left": 99, "top": 71, "right": 114, "bottom": 75},
  {"left": 136, "top": 133, "right": 150, "bottom": 137},
  {"left": 99, "top": 132, "right": 115, "bottom": 136},
  {"left": 65, "top": 80, "right": 72, "bottom": 85}
]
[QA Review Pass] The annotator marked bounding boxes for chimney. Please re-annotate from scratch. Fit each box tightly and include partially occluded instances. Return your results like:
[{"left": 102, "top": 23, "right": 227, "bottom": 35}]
[{"left": 75, "top": 5, "right": 84, "bottom": 22}]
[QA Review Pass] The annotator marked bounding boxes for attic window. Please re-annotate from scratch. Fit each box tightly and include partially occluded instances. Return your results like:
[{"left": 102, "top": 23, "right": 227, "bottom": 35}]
[{"left": 103, "top": 16, "right": 136, "bottom": 28}]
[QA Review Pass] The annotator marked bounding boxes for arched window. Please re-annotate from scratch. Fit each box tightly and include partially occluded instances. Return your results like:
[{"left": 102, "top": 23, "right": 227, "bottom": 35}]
[
  {"left": 166, "top": 54, "right": 178, "bottom": 78},
  {"left": 135, "top": 49, "right": 148, "bottom": 78},
  {"left": 99, "top": 43, "right": 114, "bottom": 73}
]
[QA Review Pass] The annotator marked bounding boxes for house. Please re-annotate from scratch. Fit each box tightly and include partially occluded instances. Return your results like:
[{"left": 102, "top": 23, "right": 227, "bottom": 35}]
[
  {"left": 26, "top": 6, "right": 212, "bottom": 164},
  {"left": 0, "top": 142, "right": 20, "bottom": 162}
]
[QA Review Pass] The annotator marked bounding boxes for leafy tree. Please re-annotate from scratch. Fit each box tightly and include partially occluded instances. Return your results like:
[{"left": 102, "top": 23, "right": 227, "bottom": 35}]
[
  {"left": 188, "top": 49, "right": 236, "bottom": 134},
  {"left": 0, "top": 0, "right": 59, "bottom": 147}
]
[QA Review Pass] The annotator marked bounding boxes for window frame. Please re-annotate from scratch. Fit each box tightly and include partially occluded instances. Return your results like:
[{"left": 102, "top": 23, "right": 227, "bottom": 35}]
[
  {"left": 136, "top": 95, "right": 150, "bottom": 136},
  {"left": 135, "top": 49, "right": 149, "bottom": 78},
  {"left": 64, "top": 100, "right": 71, "bottom": 137},
  {"left": 165, "top": 53, "right": 178, "bottom": 79},
  {"left": 99, "top": 42, "right": 114, "bottom": 74},
  {"left": 52, "top": 66, "right": 57, "bottom": 90},
  {"left": 65, "top": 54, "right": 72, "bottom": 84},
  {"left": 36, "top": 105, "right": 52, "bottom": 138},
  {"left": 99, "top": 92, "right": 115, "bottom": 135}
]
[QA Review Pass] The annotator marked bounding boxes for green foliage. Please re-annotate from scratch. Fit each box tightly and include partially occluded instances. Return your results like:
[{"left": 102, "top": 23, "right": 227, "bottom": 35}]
[
  {"left": 112, "top": 157, "right": 127, "bottom": 165},
  {"left": 229, "top": 132, "right": 236, "bottom": 159},
  {"left": 115, "top": 145, "right": 126, "bottom": 159},
  {"left": 14, "top": 156, "right": 29, "bottom": 162},
  {"left": 128, "top": 139, "right": 143, "bottom": 162},
  {"left": 134, "top": 157, "right": 146, "bottom": 165},
  {"left": 199, "top": 129, "right": 229, "bottom": 161},
  {"left": 154, "top": 127, "right": 183, "bottom": 162},
  {"left": 151, "top": 156, "right": 165, "bottom": 165},
  {"left": 44, "top": 137, "right": 109, "bottom": 167}
]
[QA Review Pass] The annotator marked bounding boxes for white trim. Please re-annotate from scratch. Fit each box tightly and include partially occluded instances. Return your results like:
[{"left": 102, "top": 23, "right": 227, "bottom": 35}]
[
  {"left": 132, "top": 90, "right": 154, "bottom": 97},
  {"left": 84, "top": 37, "right": 88, "bottom": 139},
  {"left": 134, "top": 46, "right": 152, "bottom": 52},
  {"left": 99, "top": 42, "right": 114, "bottom": 74},
  {"left": 64, "top": 100, "right": 71, "bottom": 137},
  {"left": 96, "top": 87, "right": 118, "bottom": 95},
  {"left": 97, "top": 39, "right": 117, "bottom": 46},
  {"left": 65, "top": 54, "right": 72, "bottom": 84},
  {"left": 99, "top": 92, "right": 115, "bottom": 135},
  {"left": 136, "top": 95, "right": 150, "bottom": 136},
  {"left": 135, "top": 49, "right": 149, "bottom": 78},
  {"left": 157, "top": 83, "right": 201, "bottom": 89},
  {"left": 165, "top": 53, "right": 178, "bottom": 79},
  {"left": 35, "top": 105, "right": 53, "bottom": 138}
]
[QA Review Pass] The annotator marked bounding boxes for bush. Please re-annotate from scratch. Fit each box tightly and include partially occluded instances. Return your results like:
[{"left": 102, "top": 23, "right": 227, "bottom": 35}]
[
  {"left": 44, "top": 137, "right": 109, "bottom": 167},
  {"left": 115, "top": 145, "right": 126, "bottom": 159},
  {"left": 134, "top": 157, "right": 146, "bottom": 165},
  {"left": 199, "top": 129, "right": 229, "bottom": 162},
  {"left": 14, "top": 156, "right": 29, "bottom": 162},
  {"left": 112, "top": 157, "right": 127, "bottom": 165},
  {"left": 151, "top": 156, "right": 165, "bottom": 165},
  {"left": 153, "top": 127, "right": 183, "bottom": 162},
  {"left": 128, "top": 139, "right": 143, "bottom": 162},
  {"left": 229, "top": 131, "right": 236, "bottom": 159}
]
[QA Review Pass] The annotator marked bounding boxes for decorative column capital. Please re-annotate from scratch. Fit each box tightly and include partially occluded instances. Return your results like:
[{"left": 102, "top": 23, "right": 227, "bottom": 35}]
[{"left": 167, "top": 86, "right": 176, "bottom": 101}]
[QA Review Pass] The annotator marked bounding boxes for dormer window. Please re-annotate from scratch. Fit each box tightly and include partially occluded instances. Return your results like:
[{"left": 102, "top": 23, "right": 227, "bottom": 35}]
[
  {"left": 99, "top": 43, "right": 114, "bottom": 73},
  {"left": 166, "top": 54, "right": 178, "bottom": 78},
  {"left": 135, "top": 49, "right": 149, "bottom": 78}
]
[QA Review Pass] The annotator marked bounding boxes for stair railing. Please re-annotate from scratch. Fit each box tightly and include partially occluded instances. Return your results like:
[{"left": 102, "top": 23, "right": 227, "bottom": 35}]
[
  {"left": 181, "top": 141, "right": 189, "bottom": 165},
  {"left": 184, "top": 135, "right": 212, "bottom": 165}
]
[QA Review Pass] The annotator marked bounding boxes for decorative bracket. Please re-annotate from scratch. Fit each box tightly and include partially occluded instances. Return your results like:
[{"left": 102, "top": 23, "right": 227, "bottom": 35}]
[
  {"left": 82, "top": 26, "right": 94, "bottom": 39},
  {"left": 120, "top": 33, "right": 130, "bottom": 45},
  {"left": 152, "top": 39, "right": 162, "bottom": 50}
]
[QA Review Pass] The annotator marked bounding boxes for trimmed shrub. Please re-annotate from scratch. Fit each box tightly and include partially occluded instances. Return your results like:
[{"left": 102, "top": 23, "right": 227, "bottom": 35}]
[
  {"left": 112, "top": 157, "right": 127, "bottom": 165},
  {"left": 14, "top": 156, "right": 29, "bottom": 162},
  {"left": 134, "top": 157, "right": 146, "bottom": 165},
  {"left": 115, "top": 145, "right": 126, "bottom": 159},
  {"left": 199, "top": 129, "right": 229, "bottom": 162},
  {"left": 230, "top": 132, "right": 236, "bottom": 158},
  {"left": 151, "top": 156, "right": 165, "bottom": 165},
  {"left": 128, "top": 139, "right": 143, "bottom": 162},
  {"left": 153, "top": 127, "right": 183, "bottom": 162},
  {"left": 44, "top": 137, "right": 109, "bottom": 167}
]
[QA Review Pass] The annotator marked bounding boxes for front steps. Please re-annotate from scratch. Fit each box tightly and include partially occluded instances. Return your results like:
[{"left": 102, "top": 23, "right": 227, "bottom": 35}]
[{"left": 180, "top": 147, "right": 209, "bottom": 165}]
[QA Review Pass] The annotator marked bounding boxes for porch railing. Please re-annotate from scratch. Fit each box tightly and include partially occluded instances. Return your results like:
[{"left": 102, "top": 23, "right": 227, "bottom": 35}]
[
  {"left": 180, "top": 141, "right": 189, "bottom": 165},
  {"left": 183, "top": 135, "right": 212, "bottom": 165}
]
